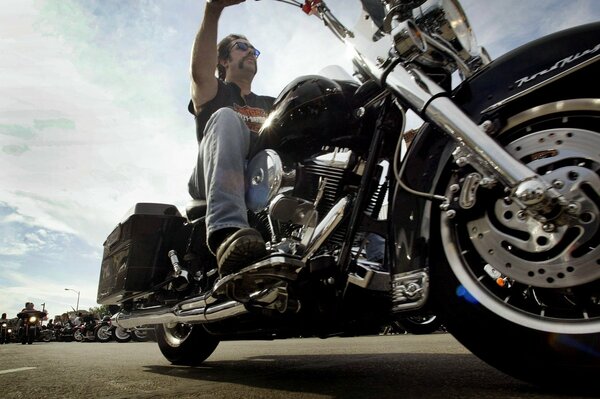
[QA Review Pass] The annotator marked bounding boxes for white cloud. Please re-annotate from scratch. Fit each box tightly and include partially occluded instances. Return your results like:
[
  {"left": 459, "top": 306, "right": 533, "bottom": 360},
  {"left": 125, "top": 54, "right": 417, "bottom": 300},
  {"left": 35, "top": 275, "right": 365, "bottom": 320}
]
[{"left": 0, "top": 0, "right": 196, "bottom": 245}]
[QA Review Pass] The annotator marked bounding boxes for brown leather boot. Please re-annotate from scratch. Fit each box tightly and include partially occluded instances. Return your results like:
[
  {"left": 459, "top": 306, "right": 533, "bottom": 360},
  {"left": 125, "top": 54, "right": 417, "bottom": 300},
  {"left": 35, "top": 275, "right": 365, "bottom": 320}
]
[{"left": 216, "top": 228, "right": 267, "bottom": 276}]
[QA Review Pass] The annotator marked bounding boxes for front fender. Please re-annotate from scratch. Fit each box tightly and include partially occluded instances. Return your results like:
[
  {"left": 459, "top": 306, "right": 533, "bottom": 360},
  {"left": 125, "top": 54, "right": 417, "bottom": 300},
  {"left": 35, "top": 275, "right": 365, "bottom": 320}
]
[{"left": 389, "top": 22, "right": 600, "bottom": 276}]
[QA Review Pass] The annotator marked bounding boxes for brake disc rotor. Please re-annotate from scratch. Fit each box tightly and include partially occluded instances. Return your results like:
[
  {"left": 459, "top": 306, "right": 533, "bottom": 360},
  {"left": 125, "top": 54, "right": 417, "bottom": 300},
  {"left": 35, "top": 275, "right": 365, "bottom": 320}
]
[{"left": 468, "top": 127, "right": 600, "bottom": 288}]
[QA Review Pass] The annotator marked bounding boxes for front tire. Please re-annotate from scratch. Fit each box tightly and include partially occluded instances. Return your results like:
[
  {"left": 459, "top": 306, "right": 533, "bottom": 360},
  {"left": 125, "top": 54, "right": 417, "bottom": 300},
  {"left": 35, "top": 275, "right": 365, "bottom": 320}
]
[
  {"left": 113, "top": 327, "right": 132, "bottom": 343},
  {"left": 95, "top": 325, "right": 112, "bottom": 343},
  {"left": 432, "top": 100, "right": 600, "bottom": 388},
  {"left": 73, "top": 330, "right": 83, "bottom": 342},
  {"left": 131, "top": 328, "right": 150, "bottom": 342},
  {"left": 397, "top": 313, "right": 442, "bottom": 335},
  {"left": 156, "top": 323, "right": 219, "bottom": 366}
]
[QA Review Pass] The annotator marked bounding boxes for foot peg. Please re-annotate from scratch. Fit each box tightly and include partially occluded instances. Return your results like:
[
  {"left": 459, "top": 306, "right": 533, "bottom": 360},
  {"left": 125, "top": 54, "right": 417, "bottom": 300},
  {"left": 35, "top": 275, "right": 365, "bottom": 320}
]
[{"left": 213, "top": 254, "right": 304, "bottom": 309}]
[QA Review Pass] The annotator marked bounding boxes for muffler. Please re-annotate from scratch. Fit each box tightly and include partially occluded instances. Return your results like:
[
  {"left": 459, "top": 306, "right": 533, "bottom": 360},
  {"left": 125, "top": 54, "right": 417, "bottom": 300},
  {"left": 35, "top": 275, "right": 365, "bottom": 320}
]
[
  {"left": 112, "top": 297, "right": 247, "bottom": 329},
  {"left": 112, "top": 254, "right": 305, "bottom": 329}
]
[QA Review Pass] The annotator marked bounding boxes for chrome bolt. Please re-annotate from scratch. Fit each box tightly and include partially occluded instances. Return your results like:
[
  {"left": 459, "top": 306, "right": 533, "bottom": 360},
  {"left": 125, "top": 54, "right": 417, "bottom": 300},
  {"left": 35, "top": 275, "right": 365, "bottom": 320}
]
[
  {"left": 480, "top": 177, "right": 495, "bottom": 188},
  {"left": 567, "top": 202, "right": 581, "bottom": 214},
  {"left": 517, "top": 210, "right": 527, "bottom": 220},
  {"left": 480, "top": 120, "right": 495, "bottom": 134},
  {"left": 552, "top": 180, "right": 565, "bottom": 189},
  {"left": 456, "top": 157, "right": 468, "bottom": 167},
  {"left": 503, "top": 197, "right": 513, "bottom": 205},
  {"left": 542, "top": 223, "right": 556, "bottom": 233},
  {"left": 446, "top": 210, "right": 457, "bottom": 219},
  {"left": 440, "top": 203, "right": 450, "bottom": 211},
  {"left": 449, "top": 184, "right": 460, "bottom": 193}
]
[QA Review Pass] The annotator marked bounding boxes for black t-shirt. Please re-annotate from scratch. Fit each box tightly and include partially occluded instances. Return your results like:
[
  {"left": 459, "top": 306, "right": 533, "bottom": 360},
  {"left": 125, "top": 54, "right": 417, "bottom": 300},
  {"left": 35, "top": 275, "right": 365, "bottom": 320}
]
[{"left": 188, "top": 80, "right": 275, "bottom": 142}]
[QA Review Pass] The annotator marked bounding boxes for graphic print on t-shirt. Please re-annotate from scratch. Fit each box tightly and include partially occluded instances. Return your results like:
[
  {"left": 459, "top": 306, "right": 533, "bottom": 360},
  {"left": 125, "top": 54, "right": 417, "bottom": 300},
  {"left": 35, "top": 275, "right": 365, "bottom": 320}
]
[{"left": 233, "top": 103, "right": 269, "bottom": 133}]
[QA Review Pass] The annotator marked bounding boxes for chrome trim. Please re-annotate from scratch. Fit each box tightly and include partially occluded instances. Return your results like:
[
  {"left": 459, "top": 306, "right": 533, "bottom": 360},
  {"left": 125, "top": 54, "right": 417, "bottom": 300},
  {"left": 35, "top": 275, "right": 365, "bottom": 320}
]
[
  {"left": 391, "top": 269, "right": 429, "bottom": 312},
  {"left": 481, "top": 54, "right": 600, "bottom": 115},
  {"left": 500, "top": 98, "right": 600, "bottom": 133},
  {"left": 302, "top": 196, "right": 350, "bottom": 262},
  {"left": 112, "top": 299, "right": 248, "bottom": 329},
  {"left": 425, "top": 96, "right": 537, "bottom": 186},
  {"left": 348, "top": 262, "right": 391, "bottom": 291}
]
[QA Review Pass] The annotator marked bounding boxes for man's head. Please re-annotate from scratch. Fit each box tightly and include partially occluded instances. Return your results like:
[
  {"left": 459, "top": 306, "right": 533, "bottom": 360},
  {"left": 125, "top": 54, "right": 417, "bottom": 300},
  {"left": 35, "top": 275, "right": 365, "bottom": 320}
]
[
  {"left": 25, "top": 302, "right": 34, "bottom": 310},
  {"left": 217, "top": 34, "right": 259, "bottom": 81}
]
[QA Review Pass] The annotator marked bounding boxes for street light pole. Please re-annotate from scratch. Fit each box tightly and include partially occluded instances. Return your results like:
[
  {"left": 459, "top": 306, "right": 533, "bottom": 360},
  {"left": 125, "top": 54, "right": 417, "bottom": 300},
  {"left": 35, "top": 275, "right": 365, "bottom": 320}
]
[{"left": 64, "top": 288, "right": 80, "bottom": 312}]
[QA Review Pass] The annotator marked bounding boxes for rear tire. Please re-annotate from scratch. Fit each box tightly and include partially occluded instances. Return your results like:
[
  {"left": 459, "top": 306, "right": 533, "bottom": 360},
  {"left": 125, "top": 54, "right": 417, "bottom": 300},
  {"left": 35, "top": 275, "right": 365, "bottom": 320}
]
[{"left": 156, "top": 323, "right": 219, "bottom": 366}]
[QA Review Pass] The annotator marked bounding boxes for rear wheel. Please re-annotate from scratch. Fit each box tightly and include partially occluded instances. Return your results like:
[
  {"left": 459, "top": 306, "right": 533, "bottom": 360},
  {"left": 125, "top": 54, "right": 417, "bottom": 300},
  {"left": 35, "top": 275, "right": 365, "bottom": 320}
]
[
  {"left": 433, "top": 100, "right": 600, "bottom": 388},
  {"left": 156, "top": 323, "right": 219, "bottom": 366}
]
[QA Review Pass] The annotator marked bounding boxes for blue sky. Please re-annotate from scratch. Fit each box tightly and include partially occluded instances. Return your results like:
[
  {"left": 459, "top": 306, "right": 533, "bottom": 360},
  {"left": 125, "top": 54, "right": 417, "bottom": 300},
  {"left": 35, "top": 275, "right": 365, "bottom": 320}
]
[{"left": 1, "top": 0, "right": 599, "bottom": 319}]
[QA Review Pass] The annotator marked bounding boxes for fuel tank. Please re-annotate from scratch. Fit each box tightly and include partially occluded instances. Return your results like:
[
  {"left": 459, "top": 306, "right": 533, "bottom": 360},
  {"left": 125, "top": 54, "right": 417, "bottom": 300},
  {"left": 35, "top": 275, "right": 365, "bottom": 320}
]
[{"left": 255, "top": 75, "right": 358, "bottom": 161}]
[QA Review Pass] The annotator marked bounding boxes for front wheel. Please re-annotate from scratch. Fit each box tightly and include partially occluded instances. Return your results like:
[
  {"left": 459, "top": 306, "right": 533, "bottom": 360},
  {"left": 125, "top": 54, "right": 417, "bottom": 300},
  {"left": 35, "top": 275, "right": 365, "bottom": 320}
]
[
  {"left": 73, "top": 330, "right": 83, "bottom": 342},
  {"left": 397, "top": 313, "right": 442, "bottom": 335},
  {"left": 27, "top": 328, "right": 35, "bottom": 344},
  {"left": 156, "top": 323, "right": 219, "bottom": 366},
  {"left": 113, "top": 327, "right": 132, "bottom": 343},
  {"left": 432, "top": 100, "right": 600, "bottom": 388},
  {"left": 95, "top": 325, "right": 112, "bottom": 343},
  {"left": 131, "top": 328, "right": 150, "bottom": 342}
]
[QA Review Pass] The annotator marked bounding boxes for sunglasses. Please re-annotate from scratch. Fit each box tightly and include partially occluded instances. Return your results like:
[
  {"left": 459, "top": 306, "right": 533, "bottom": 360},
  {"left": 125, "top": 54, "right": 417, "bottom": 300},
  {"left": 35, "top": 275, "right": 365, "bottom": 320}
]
[{"left": 229, "top": 41, "right": 260, "bottom": 58}]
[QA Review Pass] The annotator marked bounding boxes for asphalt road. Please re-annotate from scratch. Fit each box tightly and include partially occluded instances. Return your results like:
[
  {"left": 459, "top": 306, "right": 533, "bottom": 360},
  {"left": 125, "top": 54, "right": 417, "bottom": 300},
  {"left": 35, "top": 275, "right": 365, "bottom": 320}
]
[{"left": 0, "top": 333, "right": 595, "bottom": 398}]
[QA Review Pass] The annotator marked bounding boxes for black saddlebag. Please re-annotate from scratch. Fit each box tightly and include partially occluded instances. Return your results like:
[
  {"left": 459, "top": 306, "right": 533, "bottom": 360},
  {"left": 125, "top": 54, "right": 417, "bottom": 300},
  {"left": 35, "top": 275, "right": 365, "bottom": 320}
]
[{"left": 97, "top": 203, "right": 186, "bottom": 305}]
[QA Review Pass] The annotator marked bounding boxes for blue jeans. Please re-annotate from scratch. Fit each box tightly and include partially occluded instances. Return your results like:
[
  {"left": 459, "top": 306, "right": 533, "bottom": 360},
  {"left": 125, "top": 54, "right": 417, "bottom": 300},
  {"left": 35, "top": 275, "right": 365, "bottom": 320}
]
[{"left": 188, "top": 108, "right": 256, "bottom": 242}]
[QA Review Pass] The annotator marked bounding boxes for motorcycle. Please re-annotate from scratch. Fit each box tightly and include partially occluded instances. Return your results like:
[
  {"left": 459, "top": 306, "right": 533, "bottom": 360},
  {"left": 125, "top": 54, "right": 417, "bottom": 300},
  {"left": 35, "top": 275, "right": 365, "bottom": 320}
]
[
  {"left": 73, "top": 317, "right": 98, "bottom": 342},
  {"left": 97, "top": 0, "right": 600, "bottom": 388},
  {"left": 17, "top": 310, "right": 46, "bottom": 345},
  {"left": 38, "top": 325, "right": 55, "bottom": 342},
  {"left": 55, "top": 322, "right": 75, "bottom": 342},
  {"left": 0, "top": 321, "right": 12, "bottom": 344}
]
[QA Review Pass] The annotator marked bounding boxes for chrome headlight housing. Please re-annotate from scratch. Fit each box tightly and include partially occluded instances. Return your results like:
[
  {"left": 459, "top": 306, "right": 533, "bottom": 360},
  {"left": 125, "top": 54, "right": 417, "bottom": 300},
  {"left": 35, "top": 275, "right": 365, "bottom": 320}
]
[
  {"left": 414, "top": 0, "right": 487, "bottom": 70},
  {"left": 440, "top": 0, "right": 478, "bottom": 56}
]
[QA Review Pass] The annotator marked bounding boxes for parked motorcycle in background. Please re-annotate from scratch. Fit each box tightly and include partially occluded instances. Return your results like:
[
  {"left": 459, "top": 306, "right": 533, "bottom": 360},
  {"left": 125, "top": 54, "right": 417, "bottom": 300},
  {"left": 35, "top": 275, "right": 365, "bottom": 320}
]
[
  {"left": 74, "top": 316, "right": 99, "bottom": 342},
  {"left": 38, "top": 325, "right": 55, "bottom": 342},
  {"left": 98, "top": 0, "right": 599, "bottom": 388}
]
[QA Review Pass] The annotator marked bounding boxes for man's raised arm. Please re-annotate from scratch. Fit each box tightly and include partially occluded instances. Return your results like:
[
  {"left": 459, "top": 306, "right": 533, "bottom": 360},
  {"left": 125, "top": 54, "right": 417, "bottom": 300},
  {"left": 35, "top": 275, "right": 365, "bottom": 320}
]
[{"left": 190, "top": 0, "right": 245, "bottom": 113}]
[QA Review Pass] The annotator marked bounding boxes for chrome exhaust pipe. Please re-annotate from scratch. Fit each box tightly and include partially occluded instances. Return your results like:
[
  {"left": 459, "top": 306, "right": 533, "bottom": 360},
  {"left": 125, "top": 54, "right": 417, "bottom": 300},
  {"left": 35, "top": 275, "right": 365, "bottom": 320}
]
[{"left": 112, "top": 298, "right": 247, "bottom": 329}]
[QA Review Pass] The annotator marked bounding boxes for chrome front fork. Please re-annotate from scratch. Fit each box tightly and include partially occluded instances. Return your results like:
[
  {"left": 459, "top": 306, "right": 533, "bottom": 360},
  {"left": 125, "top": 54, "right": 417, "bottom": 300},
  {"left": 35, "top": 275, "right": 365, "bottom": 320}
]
[{"left": 348, "top": 36, "right": 562, "bottom": 215}]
